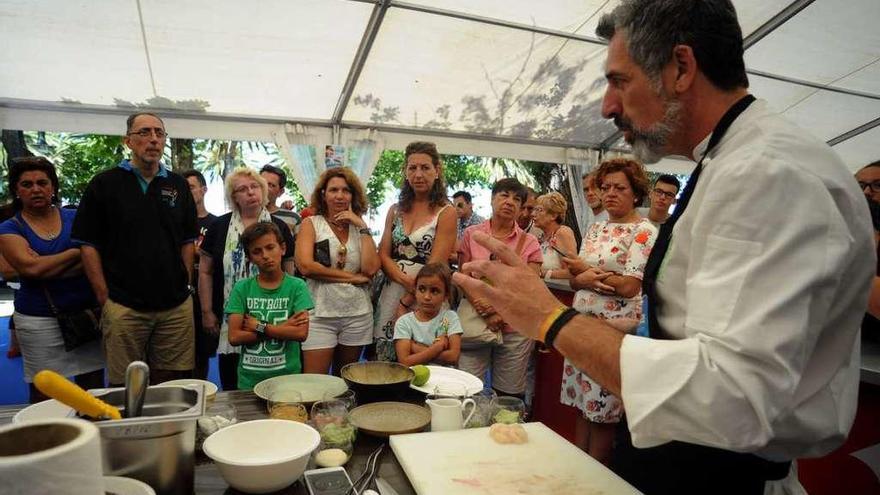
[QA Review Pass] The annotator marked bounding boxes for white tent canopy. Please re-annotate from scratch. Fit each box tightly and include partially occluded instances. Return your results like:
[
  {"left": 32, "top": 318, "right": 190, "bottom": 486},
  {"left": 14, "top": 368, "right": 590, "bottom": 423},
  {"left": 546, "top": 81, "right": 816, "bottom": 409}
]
[{"left": 0, "top": 0, "right": 877, "bottom": 173}]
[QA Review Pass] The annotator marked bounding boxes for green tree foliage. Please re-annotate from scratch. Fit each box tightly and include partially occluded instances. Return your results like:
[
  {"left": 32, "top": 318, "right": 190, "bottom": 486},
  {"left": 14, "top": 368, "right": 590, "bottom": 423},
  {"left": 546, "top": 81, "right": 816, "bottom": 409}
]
[{"left": 24, "top": 133, "right": 124, "bottom": 205}]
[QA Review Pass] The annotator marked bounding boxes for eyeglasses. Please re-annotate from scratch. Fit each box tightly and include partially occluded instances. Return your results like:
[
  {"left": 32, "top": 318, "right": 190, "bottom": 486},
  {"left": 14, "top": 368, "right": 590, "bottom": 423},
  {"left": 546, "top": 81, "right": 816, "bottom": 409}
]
[
  {"left": 336, "top": 245, "right": 348, "bottom": 269},
  {"left": 128, "top": 128, "right": 167, "bottom": 139},
  {"left": 858, "top": 181, "right": 880, "bottom": 193},
  {"left": 233, "top": 184, "right": 261, "bottom": 195},
  {"left": 652, "top": 188, "right": 677, "bottom": 200}
]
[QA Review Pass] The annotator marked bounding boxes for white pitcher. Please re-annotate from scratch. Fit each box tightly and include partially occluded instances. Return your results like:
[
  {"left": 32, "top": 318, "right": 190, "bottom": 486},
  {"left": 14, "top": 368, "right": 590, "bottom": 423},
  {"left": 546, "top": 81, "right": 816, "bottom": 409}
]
[{"left": 426, "top": 397, "right": 476, "bottom": 432}]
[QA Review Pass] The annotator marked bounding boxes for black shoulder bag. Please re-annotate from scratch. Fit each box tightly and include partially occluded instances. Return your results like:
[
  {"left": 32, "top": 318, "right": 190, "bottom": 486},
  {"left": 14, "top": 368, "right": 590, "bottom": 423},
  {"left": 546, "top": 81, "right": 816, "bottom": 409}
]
[{"left": 43, "top": 285, "right": 103, "bottom": 351}]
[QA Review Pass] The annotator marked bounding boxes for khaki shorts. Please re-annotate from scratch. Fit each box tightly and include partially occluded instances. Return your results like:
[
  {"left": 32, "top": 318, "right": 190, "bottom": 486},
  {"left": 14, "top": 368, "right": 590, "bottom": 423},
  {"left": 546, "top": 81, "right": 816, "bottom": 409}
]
[
  {"left": 458, "top": 332, "right": 534, "bottom": 395},
  {"left": 102, "top": 297, "right": 194, "bottom": 384}
]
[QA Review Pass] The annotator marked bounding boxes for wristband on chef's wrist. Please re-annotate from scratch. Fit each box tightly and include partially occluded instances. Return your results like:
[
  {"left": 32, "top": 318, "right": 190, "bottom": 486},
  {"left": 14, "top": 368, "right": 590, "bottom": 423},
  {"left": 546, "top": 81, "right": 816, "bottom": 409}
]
[
  {"left": 543, "top": 308, "right": 579, "bottom": 349},
  {"left": 358, "top": 227, "right": 372, "bottom": 235},
  {"left": 538, "top": 306, "right": 568, "bottom": 343}
]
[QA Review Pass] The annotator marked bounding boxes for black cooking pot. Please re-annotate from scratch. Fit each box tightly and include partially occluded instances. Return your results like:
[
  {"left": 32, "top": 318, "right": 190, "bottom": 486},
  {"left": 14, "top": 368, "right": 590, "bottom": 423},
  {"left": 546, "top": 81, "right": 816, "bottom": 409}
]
[{"left": 340, "top": 362, "right": 414, "bottom": 404}]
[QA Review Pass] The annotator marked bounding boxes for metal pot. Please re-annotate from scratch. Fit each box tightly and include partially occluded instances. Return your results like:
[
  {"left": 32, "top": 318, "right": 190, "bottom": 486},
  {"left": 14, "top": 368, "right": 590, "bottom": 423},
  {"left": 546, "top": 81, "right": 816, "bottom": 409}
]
[
  {"left": 90, "top": 384, "right": 205, "bottom": 495},
  {"left": 340, "top": 362, "right": 414, "bottom": 404}
]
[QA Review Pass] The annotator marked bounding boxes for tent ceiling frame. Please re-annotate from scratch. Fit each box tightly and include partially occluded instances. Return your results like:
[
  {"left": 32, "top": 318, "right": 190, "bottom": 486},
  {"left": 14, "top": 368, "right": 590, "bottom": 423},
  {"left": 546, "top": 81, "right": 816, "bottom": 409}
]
[
  {"left": 742, "top": 0, "right": 815, "bottom": 49},
  {"left": 135, "top": 0, "right": 158, "bottom": 97},
  {"left": 4, "top": 1, "right": 876, "bottom": 159},
  {"left": 748, "top": 69, "right": 880, "bottom": 101},
  {"left": 0, "top": 98, "right": 332, "bottom": 128},
  {"left": 599, "top": 130, "right": 622, "bottom": 151},
  {"left": 343, "top": 119, "right": 598, "bottom": 150},
  {"left": 0, "top": 97, "right": 602, "bottom": 150},
  {"left": 331, "top": 0, "right": 391, "bottom": 125},
  {"left": 827, "top": 116, "right": 880, "bottom": 147},
  {"left": 387, "top": 0, "right": 607, "bottom": 46}
]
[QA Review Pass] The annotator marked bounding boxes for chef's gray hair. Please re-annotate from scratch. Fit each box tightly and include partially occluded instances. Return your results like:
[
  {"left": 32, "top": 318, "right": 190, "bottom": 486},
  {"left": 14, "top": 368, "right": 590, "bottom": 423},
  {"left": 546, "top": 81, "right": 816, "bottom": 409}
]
[{"left": 596, "top": 0, "right": 749, "bottom": 91}]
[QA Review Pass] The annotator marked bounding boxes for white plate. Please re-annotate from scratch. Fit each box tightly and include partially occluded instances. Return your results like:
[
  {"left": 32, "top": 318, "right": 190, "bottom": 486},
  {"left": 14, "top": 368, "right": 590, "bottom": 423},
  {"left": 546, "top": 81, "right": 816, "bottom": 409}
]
[
  {"left": 12, "top": 398, "right": 75, "bottom": 423},
  {"left": 409, "top": 366, "right": 483, "bottom": 396},
  {"left": 253, "top": 374, "right": 348, "bottom": 403},
  {"left": 103, "top": 476, "right": 156, "bottom": 495},
  {"left": 155, "top": 378, "right": 218, "bottom": 398}
]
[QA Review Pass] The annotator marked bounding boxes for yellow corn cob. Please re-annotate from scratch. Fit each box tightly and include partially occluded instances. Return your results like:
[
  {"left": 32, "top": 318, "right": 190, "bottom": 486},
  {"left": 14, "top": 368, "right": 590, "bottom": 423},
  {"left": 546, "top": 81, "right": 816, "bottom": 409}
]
[{"left": 33, "top": 370, "right": 121, "bottom": 420}]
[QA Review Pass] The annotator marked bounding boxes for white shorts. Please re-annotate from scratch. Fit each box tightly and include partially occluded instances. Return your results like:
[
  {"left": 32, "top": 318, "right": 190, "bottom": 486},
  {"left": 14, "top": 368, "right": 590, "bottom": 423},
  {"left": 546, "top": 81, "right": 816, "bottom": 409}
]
[
  {"left": 302, "top": 312, "right": 374, "bottom": 351},
  {"left": 14, "top": 312, "right": 105, "bottom": 382}
]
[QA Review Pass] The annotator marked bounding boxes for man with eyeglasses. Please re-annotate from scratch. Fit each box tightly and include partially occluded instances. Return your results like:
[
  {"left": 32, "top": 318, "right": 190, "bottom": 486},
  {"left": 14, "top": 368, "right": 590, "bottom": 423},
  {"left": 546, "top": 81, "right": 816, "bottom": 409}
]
[
  {"left": 855, "top": 160, "right": 880, "bottom": 204},
  {"left": 72, "top": 112, "right": 198, "bottom": 386},
  {"left": 637, "top": 174, "right": 680, "bottom": 226},
  {"left": 452, "top": 191, "right": 484, "bottom": 239}
]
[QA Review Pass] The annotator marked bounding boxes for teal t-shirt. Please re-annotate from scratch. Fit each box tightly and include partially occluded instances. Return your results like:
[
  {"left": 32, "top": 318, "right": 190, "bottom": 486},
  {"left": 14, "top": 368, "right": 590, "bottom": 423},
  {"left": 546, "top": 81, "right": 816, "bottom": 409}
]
[
  {"left": 224, "top": 274, "right": 314, "bottom": 390},
  {"left": 392, "top": 309, "right": 463, "bottom": 346}
]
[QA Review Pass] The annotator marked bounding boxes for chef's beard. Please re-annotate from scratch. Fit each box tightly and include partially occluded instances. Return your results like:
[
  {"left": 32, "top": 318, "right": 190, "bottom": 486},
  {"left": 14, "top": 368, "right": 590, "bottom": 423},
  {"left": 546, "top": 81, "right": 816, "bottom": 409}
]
[{"left": 616, "top": 97, "right": 682, "bottom": 164}]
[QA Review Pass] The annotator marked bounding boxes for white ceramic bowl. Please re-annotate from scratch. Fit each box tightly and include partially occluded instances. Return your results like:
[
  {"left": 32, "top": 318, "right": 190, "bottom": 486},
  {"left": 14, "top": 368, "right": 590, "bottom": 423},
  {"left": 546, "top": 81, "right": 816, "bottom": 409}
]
[
  {"left": 103, "top": 476, "right": 156, "bottom": 495},
  {"left": 202, "top": 419, "right": 320, "bottom": 494},
  {"left": 157, "top": 379, "right": 218, "bottom": 404}
]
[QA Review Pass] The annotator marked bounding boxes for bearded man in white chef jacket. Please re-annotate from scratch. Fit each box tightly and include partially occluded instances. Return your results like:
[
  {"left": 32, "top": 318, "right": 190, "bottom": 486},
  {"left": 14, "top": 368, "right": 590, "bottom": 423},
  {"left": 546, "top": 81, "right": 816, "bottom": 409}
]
[{"left": 453, "top": 1, "right": 875, "bottom": 494}]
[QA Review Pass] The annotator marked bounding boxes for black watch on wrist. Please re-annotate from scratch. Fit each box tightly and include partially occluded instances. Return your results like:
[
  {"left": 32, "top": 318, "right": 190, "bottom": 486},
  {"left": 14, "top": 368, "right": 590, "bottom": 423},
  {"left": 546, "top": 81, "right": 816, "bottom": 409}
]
[{"left": 255, "top": 321, "right": 267, "bottom": 336}]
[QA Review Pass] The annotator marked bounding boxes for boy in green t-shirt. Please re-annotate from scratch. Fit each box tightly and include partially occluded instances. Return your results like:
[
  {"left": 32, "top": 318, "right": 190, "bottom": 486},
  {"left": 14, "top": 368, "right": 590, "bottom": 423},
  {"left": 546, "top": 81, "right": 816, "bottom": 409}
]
[{"left": 225, "top": 222, "right": 313, "bottom": 390}]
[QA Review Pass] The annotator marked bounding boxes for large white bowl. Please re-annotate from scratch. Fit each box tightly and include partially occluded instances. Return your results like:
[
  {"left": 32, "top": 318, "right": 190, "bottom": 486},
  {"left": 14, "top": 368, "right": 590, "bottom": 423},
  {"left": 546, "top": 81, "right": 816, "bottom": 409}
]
[{"left": 202, "top": 419, "right": 320, "bottom": 494}]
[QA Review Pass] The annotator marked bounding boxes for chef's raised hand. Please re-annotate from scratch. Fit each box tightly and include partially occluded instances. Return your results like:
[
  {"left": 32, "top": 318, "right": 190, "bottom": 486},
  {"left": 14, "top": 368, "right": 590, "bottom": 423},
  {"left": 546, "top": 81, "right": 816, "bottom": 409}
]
[{"left": 452, "top": 231, "right": 561, "bottom": 341}]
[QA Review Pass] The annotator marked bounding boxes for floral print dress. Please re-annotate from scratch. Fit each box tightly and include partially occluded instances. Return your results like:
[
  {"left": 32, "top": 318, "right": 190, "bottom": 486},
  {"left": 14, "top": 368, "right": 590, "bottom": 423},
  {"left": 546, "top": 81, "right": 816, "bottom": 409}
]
[
  {"left": 560, "top": 218, "right": 657, "bottom": 422},
  {"left": 373, "top": 205, "right": 451, "bottom": 361}
]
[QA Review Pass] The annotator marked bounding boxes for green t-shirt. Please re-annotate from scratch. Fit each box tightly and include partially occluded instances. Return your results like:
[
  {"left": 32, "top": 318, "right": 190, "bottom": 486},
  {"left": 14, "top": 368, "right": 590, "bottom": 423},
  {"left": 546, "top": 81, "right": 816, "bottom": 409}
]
[{"left": 224, "top": 274, "right": 314, "bottom": 390}]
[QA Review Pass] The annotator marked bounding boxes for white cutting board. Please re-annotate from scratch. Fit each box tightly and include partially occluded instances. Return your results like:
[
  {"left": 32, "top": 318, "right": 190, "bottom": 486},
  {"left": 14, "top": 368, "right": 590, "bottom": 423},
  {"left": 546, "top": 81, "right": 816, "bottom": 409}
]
[{"left": 390, "top": 422, "right": 642, "bottom": 495}]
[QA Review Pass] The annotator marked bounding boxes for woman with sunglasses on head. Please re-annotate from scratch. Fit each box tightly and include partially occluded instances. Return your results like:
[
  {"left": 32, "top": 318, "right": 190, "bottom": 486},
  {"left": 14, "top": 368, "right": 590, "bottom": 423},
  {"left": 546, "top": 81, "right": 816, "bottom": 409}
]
[
  {"left": 373, "top": 142, "right": 457, "bottom": 362},
  {"left": 296, "top": 168, "right": 380, "bottom": 374},
  {"left": 199, "top": 167, "right": 295, "bottom": 390}
]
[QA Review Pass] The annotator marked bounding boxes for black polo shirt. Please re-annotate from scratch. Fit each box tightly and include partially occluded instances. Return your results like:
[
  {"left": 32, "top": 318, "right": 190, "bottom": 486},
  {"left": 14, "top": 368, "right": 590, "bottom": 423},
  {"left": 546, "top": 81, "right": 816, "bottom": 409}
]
[{"left": 72, "top": 161, "right": 198, "bottom": 311}]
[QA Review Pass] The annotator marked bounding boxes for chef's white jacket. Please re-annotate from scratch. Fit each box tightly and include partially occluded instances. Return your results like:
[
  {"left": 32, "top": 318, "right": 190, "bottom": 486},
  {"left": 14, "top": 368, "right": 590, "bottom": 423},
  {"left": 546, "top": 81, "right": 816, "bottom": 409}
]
[{"left": 619, "top": 100, "right": 875, "bottom": 493}]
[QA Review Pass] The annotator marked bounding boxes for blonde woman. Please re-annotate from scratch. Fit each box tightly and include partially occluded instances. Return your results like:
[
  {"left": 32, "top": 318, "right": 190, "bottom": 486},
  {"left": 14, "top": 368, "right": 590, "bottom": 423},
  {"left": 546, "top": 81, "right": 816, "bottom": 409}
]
[
  {"left": 199, "top": 167, "right": 296, "bottom": 390},
  {"left": 532, "top": 192, "right": 577, "bottom": 281}
]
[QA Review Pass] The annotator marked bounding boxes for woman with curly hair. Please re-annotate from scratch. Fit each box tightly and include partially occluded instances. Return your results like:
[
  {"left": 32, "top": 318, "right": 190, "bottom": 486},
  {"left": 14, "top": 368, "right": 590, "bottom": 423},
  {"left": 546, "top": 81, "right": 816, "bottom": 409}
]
[
  {"left": 296, "top": 167, "right": 380, "bottom": 374},
  {"left": 373, "top": 142, "right": 456, "bottom": 361},
  {"left": 560, "top": 157, "right": 658, "bottom": 463}
]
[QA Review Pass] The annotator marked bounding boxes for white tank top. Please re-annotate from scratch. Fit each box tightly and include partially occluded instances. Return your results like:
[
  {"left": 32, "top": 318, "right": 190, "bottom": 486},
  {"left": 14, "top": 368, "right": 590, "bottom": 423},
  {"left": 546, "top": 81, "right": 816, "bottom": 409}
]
[{"left": 308, "top": 215, "right": 371, "bottom": 318}]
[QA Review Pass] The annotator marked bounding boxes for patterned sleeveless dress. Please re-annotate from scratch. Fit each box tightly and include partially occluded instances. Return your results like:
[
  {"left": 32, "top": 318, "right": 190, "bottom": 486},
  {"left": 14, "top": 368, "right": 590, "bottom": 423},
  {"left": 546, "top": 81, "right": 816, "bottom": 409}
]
[{"left": 373, "top": 205, "right": 450, "bottom": 361}]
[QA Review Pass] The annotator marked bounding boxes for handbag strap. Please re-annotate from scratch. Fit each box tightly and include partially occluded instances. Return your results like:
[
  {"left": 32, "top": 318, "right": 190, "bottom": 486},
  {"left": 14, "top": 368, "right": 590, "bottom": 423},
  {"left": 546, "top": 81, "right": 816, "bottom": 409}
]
[{"left": 41, "top": 284, "right": 61, "bottom": 316}]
